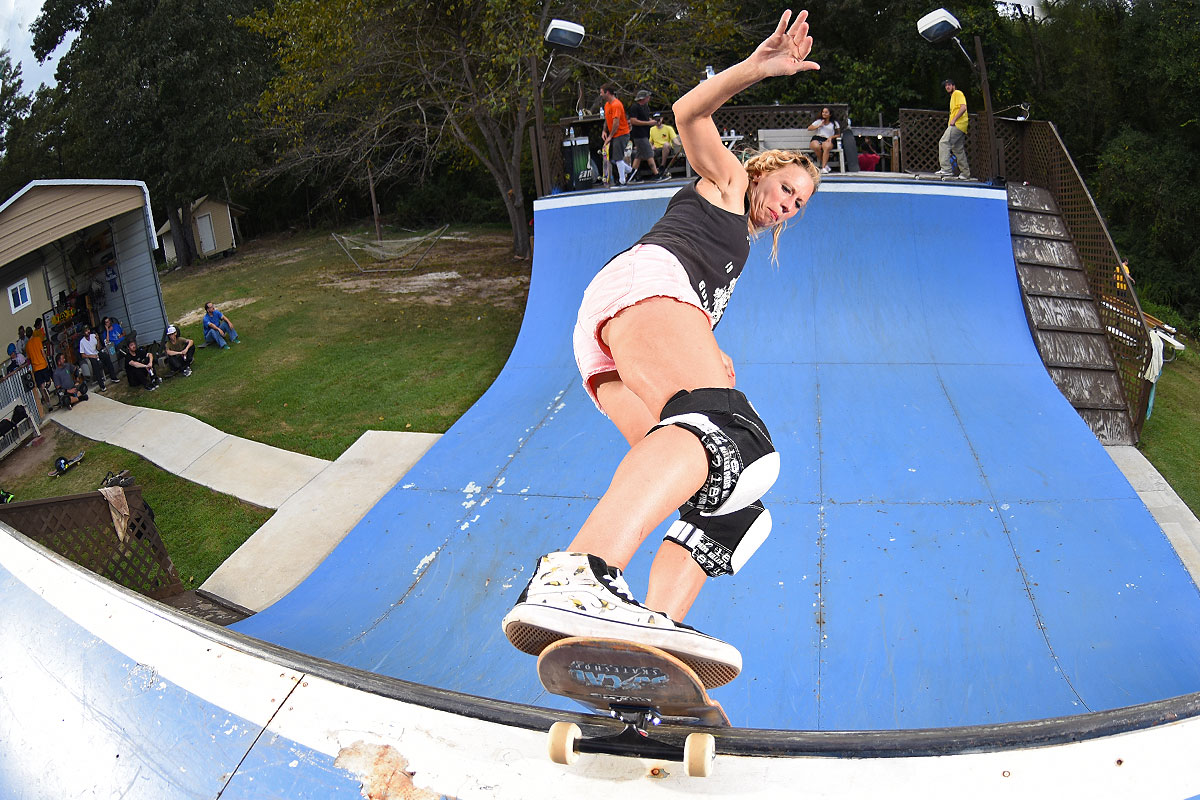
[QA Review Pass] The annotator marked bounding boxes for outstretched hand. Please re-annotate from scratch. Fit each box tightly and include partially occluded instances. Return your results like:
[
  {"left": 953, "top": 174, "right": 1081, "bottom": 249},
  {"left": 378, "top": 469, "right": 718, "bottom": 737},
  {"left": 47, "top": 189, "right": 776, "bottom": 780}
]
[{"left": 752, "top": 9, "right": 820, "bottom": 77}]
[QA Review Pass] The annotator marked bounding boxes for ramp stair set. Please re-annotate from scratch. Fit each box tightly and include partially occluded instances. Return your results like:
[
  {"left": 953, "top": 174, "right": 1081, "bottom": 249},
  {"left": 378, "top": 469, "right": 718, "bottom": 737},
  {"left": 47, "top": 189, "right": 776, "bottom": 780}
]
[{"left": 1008, "top": 185, "right": 1134, "bottom": 445}]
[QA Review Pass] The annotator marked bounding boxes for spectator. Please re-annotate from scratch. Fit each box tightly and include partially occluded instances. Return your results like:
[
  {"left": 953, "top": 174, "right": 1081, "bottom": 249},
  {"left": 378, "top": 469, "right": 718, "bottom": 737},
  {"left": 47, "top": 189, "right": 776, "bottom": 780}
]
[
  {"left": 164, "top": 325, "right": 194, "bottom": 376},
  {"left": 650, "top": 113, "right": 682, "bottom": 171},
  {"left": 600, "top": 83, "right": 632, "bottom": 186},
  {"left": 627, "top": 90, "right": 664, "bottom": 182},
  {"left": 16, "top": 326, "right": 27, "bottom": 357},
  {"left": 77, "top": 324, "right": 108, "bottom": 392},
  {"left": 51, "top": 353, "right": 89, "bottom": 408},
  {"left": 27, "top": 318, "right": 50, "bottom": 389},
  {"left": 122, "top": 340, "right": 160, "bottom": 391},
  {"left": 202, "top": 302, "right": 240, "bottom": 349},
  {"left": 807, "top": 107, "right": 841, "bottom": 174},
  {"left": 5, "top": 343, "right": 26, "bottom": 374},
  {"left": 936, "top": 78, "right": 971, "bottom": 180}
]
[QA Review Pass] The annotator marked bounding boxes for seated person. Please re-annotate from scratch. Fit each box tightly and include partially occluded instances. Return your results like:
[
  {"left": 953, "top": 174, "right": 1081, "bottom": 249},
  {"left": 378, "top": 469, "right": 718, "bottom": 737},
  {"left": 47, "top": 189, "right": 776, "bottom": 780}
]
[
  {"left": 51, "top": 353, "right": 89, "bottom": 408},
  {"left": 164, "top": 325, "right": 194, "bottom": 376},
  {"left": 807, "top": 106, "right": 841, "bottom": 173},
  {"left": 122, "top": 339, "right": 161, "bottom": 391},
  {"left": 5, "top": 343, "right": 26, "bottom": 374},
  {"left": 202, "top": 302, "right": 240, "bottom": 349},
  {"left": 649, "top": 112, "right": 682, "bottom": 170}
]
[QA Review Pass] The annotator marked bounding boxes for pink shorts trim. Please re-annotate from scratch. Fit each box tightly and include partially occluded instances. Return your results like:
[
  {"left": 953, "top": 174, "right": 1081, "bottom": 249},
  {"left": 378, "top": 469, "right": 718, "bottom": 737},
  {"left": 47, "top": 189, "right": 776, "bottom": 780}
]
[{"left": 573, "top": 243, "right": 711, "bottom": 412}]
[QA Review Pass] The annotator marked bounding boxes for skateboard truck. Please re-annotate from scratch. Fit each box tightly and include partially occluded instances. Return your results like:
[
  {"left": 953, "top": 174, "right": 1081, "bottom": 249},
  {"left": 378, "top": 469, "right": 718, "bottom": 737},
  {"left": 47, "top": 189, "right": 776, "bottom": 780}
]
[{"left": 547, "top": 706, "right": 718, "bottom": 776}]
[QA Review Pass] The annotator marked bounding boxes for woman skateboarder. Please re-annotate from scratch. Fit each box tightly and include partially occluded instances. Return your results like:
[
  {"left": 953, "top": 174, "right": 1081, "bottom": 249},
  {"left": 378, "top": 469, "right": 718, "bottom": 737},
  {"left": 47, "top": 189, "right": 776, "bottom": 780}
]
[{"left": 503, "top": 9, "right": 822, "bottom": 688}]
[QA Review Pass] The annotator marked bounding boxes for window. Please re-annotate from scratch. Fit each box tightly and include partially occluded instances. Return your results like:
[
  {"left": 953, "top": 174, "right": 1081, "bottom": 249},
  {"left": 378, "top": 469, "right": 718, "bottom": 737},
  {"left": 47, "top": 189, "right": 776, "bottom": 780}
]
[{"left": 7, "top": 278, "right": 31, "bottom": 314}]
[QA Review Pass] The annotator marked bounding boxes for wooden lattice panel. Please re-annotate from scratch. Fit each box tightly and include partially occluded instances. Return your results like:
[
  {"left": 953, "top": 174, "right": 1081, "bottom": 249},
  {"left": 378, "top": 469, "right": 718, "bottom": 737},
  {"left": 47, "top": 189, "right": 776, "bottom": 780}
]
[{"left": 0, "top": 489, "right": 183, "bottom": 600}]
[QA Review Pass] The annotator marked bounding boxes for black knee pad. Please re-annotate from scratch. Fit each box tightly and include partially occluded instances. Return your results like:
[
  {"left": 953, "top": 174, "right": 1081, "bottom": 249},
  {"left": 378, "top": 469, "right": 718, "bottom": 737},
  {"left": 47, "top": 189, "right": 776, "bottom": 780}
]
[
  {"left": 651, "top": 388, "right": 779, "bottom": 516},
  {"left": 665, "top": 500, "right": 772, "bottom": 577}
]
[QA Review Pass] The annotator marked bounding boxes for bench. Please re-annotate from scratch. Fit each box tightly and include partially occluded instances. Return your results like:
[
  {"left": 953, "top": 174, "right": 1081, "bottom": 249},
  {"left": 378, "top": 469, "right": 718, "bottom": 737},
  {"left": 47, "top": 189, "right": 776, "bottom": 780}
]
[{"left": 757, "top": 128, "right": 846, "bottom": 172}]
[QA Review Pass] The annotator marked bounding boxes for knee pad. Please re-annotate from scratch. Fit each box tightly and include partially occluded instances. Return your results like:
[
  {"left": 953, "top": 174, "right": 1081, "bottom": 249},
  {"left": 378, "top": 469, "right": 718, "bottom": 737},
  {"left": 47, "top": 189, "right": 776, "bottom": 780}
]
[
  {"left": 651, "top": 388, "right": 779, "bottom": 516},
  {"left": 665, "top": 500, "right": 772, "bottom": 577}
]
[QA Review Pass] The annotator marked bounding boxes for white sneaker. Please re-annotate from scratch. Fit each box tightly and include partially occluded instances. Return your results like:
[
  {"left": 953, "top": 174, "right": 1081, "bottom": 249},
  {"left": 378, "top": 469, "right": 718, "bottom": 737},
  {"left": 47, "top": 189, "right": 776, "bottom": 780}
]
[
  {"left": 933, "top": 169, "right": 953, "bottom": 176},
  {"left": 821, "top": 165, "right": 831, "bottom": 174},
  {"left": 501, "top": 551, "right": 742, "bottom": 687}
]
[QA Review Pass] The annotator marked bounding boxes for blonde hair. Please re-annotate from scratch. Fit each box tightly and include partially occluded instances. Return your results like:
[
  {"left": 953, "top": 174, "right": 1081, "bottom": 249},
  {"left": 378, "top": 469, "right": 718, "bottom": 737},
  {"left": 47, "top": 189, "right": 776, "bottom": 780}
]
[{"left": 743, "top": 149, "right": 822, "bottom": 263}]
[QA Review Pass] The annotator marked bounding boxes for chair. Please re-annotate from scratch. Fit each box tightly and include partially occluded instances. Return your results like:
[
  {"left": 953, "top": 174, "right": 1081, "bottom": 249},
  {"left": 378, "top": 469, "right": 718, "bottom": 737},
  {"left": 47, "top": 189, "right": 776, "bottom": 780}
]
[{"left": 757, "top": 128, "right": 846, "bottom": 172}]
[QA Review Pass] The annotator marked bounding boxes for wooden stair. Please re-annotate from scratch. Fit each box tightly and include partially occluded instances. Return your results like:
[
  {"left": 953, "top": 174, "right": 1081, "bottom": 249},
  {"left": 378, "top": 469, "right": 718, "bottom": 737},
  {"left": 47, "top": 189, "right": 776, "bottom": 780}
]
[{"left": 1008, "top": 185, "right": 1134, "bottom": 445}]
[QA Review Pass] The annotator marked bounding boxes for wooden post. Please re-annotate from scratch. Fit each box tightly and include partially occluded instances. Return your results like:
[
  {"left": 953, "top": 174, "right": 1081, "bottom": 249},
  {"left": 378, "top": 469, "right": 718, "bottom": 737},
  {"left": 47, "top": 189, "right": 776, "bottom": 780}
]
[
  {"left": 367, "top": 161, "right": 382, "bottom": 242},
  {"left": 974, "top": 36, "right": 1004, "bottom": 181}
]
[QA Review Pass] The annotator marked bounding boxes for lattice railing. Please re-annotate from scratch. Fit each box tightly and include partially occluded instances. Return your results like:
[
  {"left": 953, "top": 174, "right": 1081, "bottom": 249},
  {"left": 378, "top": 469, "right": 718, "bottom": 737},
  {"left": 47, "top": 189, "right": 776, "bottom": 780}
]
[
  {"left": 0, "top": 488, "right": 183, "bottom": 600},
  {"left": 1016, "top": 121, "right": 1152, "bottom": 431}
]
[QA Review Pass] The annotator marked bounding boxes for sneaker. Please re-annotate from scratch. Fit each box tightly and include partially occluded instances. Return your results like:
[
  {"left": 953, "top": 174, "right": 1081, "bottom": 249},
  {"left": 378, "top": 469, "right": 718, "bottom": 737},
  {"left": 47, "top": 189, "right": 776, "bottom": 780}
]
[
  {"left": 97, "top": 384, "right": 106, "bottom": 393},
  {"left": 821, "top": 165, "right": 831, "bottom": 174},
  {"left": 501, "top": 551, "right": 742, "bottom": 687},
  {"left": 933, "top": 169, "right": 953, "bottom": 177},
  {"left": 183, "top": 368, "right": 191, "bottom": 377},
  {"left": 656, "top": 171, "right": 671, "bottom": 181}
]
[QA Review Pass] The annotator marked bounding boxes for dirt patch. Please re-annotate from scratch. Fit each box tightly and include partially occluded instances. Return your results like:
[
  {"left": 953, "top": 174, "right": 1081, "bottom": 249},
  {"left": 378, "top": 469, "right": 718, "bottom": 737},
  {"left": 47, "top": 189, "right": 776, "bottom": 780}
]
[
  {"left": 0, "top": 423, "right": 62, "bottom": 485},
  {"left": 173, "top": 297, "right": 260, "bottom": 327},
  {"left": 322, "top": 271, "right": 529, "bottom": 310}
]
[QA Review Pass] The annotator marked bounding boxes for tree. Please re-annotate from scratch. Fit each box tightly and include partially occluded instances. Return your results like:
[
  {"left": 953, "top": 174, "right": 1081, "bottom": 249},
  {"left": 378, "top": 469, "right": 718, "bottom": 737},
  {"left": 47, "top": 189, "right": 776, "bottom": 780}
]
[
  {"left": 29, "top": 0, "right": 273, "bottom": 266},
  {"left": 0, "top": 49, "right": 32, "bottom": 157},
  {"left": 249, "top": 0, "right": 744, "bottom": 259}
]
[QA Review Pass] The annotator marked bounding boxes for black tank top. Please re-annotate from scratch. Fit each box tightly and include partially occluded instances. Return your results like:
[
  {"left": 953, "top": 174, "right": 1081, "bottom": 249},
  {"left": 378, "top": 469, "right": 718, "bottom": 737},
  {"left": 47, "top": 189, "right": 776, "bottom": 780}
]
[{"left": 635, "top": 180, "right": 751, "bottom": 326}]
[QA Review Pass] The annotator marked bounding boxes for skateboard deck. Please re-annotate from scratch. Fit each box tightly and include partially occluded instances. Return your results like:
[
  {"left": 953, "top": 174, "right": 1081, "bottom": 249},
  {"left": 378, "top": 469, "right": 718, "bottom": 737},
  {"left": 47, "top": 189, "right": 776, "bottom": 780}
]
[
  {"left": 909, "top": 170, "right": 970, "bottom": 181},
  {"left": 537, "top": 637, "right": 729, "bottom": 776}
]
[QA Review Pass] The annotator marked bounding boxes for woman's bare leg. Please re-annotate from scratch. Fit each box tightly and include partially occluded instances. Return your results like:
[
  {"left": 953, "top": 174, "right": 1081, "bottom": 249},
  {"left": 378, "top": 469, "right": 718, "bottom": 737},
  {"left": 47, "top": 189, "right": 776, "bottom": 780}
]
[
  {"left": 593, "top": 371, "right": 711, "bottom": 620},
  {"left": 569, "top": 297, "right": 731, "bottom": 619}
]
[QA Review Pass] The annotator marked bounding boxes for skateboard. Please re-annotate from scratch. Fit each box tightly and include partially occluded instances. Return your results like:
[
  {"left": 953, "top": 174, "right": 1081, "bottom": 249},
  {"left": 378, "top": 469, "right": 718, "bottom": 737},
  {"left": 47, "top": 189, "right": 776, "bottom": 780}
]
[
  {"left": 49, "top": 451, "right": 85, "bottom": 477},
  {"left": 536, "top": 637, "right": 730, "bottom": 777},
  {"left": 909, "top": 170, "right": 972, "bottom": 181}
]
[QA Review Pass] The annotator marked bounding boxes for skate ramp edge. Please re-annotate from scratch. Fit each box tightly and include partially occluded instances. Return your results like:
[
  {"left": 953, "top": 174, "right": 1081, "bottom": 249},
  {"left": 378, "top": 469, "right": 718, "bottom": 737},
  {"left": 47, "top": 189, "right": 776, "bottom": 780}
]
[{"left": 4, "top": 508, "right": 1200, "bottom": 797}]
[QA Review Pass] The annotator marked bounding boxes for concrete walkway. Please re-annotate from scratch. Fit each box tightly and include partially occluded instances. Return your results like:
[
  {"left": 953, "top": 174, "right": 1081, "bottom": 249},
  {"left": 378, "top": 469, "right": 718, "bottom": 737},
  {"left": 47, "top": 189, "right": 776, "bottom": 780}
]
[{"left": 48, "top": 395, "right": 439, "bottom": 611}]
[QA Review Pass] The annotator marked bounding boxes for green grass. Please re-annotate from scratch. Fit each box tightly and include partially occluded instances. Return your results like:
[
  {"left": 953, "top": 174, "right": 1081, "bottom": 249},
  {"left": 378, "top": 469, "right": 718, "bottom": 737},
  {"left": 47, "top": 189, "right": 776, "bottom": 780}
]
[
  {"left": 2, "top": 428, "right": 272, "bottom": 589},
  {"left": 1138, "top": 345, "right": 1200, "bottom": 516},
  {"left": 131, "top": 225, "right": 526, "bottom": 459}
]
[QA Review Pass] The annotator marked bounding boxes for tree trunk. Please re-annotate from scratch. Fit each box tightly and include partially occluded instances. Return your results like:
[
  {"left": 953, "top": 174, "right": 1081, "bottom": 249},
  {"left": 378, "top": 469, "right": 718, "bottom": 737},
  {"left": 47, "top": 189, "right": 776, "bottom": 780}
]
[{"left": 167, "top": 203, "right": 198, "bottom": 267}]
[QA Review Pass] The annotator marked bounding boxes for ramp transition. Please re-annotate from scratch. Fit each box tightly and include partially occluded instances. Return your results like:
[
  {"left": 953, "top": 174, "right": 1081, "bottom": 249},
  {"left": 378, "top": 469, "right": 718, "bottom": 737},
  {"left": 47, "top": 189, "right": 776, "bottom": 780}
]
[{"left": 230, "top": 179, "right": 1200, "bottom": 731}]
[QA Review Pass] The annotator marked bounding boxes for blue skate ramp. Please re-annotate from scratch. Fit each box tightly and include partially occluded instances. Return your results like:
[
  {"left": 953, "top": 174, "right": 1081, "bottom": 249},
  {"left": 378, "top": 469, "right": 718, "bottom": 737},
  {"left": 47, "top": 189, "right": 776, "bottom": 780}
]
[{"left": 232, "top": 179, "right": 1200, "bottom": 731}]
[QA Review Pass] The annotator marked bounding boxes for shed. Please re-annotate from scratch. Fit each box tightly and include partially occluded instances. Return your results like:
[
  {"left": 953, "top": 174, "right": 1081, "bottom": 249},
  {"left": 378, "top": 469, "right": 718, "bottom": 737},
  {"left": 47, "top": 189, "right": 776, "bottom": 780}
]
[
  {"left": 157, "top": 196, "right": 245, "bottom": 261},
  {"left": 0, "top": 180, "right": 168, "bottom": 354}
]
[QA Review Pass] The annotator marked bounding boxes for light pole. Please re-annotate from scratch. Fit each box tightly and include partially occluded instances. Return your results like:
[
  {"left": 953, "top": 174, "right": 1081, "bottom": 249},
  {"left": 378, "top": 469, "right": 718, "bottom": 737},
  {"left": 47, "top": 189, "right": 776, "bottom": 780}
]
[
  {"left": 917, "top": 8, "right": 1005, "bottom": 182},
  {"left": 533, "top": 19, "right": 585, "bottom": 197}
]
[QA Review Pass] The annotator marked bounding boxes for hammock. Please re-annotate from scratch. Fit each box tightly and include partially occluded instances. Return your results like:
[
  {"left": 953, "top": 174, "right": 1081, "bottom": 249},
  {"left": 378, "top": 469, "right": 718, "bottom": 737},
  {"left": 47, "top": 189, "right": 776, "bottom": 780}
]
[{"left": 331, "top": 224, "right": 451, "bottom": 273}]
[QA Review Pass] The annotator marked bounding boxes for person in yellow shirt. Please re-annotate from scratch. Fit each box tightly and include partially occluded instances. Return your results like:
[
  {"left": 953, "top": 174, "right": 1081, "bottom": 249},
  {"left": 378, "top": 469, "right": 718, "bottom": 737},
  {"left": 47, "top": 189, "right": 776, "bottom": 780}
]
[
  {"left": 649, "top": 112, "right": 681, "bottom": 170},
  {"left": 936, "top": 78, "right": 971, "bottom": 180}
]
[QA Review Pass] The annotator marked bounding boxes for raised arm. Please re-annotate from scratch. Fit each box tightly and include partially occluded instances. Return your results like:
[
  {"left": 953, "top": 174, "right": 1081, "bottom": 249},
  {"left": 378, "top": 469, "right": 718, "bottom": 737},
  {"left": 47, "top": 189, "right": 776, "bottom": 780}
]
[{"left": 673, "top": 10, "right": 819, "bottom": 208}]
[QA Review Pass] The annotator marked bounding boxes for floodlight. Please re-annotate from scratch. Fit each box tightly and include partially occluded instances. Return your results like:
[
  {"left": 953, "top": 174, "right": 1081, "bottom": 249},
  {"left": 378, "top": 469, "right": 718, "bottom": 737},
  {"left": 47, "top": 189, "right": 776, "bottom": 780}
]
[
  {"left": 917, "top": 9, "right": 962, "bottom": 43},
  {"left": 545, "top": 19, "right": 585, "bottom": 49}
]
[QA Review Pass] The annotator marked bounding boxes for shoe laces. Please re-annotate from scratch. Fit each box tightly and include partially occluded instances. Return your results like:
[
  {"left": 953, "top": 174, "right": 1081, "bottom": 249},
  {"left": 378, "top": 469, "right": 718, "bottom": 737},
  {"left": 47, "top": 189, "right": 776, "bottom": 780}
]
[{"left": 600, "top": 568, "right": 638, "bottom": 605}]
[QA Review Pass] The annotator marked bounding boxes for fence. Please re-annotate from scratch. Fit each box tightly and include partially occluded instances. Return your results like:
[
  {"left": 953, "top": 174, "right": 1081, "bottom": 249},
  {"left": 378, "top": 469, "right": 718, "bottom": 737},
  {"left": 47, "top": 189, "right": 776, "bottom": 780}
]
[{"left": 0, "top": 488, "right": 183, "bottom": 600}]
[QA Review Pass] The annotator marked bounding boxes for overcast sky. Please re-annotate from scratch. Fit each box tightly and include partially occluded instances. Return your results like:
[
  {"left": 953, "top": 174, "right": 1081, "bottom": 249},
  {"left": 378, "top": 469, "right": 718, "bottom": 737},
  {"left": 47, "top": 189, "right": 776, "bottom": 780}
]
[{"left": 1, "top": 0, "right": 73, "bottom": 94}]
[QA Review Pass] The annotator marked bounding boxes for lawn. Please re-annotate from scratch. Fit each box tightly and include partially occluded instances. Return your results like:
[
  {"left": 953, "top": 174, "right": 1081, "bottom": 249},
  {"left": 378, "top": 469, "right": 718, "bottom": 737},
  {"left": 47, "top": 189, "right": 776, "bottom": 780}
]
[
  {"left": 2, "top": 224, "right": 529, "bottom": 587},
  {"left": 1138, "top": 344, "right": 1200, "bottom": 515}
]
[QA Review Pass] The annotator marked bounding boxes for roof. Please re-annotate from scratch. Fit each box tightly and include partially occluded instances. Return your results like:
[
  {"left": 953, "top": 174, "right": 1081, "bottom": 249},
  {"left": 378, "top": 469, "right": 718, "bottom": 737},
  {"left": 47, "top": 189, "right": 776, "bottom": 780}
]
[
  {"left": 0, "top": 180, "right": 157, "bottom": 268},
  {"left": 156, "top": 195, "right": 247, "bottom": 236}
]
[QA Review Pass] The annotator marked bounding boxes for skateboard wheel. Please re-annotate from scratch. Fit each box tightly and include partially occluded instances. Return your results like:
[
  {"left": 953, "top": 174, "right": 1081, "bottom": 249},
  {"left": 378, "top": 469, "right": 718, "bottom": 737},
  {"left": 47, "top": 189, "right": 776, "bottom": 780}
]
[
  {"left": 547, "top": 721, "right": 581, "bottom": 766},
  {"left": 683, "top": 732, "right": 715, "bottom": 777}
]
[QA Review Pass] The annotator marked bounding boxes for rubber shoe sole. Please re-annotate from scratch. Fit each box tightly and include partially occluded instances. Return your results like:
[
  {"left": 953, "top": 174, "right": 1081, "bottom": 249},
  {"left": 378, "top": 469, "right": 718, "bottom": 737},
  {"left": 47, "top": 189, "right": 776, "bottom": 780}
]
[{"left": 502, "top": 603, "right": 741, "bottom": 688}]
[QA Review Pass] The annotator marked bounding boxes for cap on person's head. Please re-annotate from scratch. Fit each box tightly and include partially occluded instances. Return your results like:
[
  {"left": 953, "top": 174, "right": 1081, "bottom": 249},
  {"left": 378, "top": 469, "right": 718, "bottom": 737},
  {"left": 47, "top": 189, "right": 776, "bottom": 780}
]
[
  {"left": 943, "top": 78, "right": 955, "bottom": 88},
  {"left": 167, "top": 325, "right": 177, "bottom": 335},
  {"left": 6, "top": 344, "right": 14, "bottom": 356},
  {"left": 652, "top": 111, "right": 662, "bottom": 119},
  {"left": 635, "top": 90, "right": 651, "bottom": 101}
]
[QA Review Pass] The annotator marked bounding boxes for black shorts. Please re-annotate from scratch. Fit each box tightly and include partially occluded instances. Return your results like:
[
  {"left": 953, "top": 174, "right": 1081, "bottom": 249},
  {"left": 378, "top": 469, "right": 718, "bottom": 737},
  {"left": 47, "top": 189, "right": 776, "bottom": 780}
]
[{"left": 811, "top": 135, "right": 828, "bottom": 144}]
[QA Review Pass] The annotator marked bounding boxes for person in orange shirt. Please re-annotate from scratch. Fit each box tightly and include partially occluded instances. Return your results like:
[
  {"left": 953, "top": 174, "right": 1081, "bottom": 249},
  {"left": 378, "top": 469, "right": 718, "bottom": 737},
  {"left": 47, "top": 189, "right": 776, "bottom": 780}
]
[
  {"left": 600, "top": 83, "right": 632, "bottom": 185},
  {"left": 26, "top": 318, "right": 51, "bottom": 387}
]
